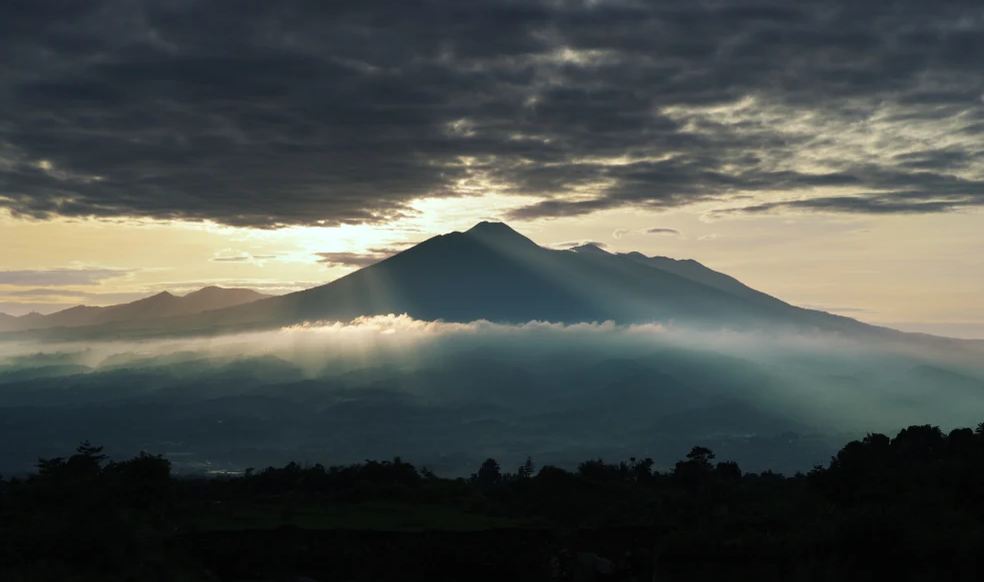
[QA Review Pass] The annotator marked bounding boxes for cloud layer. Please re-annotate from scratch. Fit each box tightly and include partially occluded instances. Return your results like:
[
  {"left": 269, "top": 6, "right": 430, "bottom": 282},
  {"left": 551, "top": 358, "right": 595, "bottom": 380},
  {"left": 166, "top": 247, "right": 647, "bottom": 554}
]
[{"left": 1, "top": 1, "right": 982, "bottom": 227}]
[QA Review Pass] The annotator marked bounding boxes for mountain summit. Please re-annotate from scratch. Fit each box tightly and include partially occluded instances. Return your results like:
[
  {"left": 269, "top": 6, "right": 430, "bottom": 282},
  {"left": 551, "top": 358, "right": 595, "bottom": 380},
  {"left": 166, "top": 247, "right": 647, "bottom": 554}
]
[
  {"left": 465, "top": 220, "right": 523, "bottom": 237},
  {"left": 465, "top": 220, "right": 532, "bottom": 240}
]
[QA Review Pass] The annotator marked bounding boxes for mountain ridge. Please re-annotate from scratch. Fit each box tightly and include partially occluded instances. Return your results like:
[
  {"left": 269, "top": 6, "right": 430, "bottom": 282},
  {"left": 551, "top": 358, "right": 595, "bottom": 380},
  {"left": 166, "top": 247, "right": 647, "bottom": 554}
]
[{"left": 0, "top": 286, "right": 271, "bottom": 333}]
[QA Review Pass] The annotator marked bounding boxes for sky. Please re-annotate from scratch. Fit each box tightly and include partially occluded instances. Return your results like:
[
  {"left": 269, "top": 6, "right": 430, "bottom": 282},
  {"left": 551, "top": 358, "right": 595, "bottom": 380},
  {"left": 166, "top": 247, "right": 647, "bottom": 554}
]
[{"left": 1, "top": 0, "right": 983, "bottom": 337}]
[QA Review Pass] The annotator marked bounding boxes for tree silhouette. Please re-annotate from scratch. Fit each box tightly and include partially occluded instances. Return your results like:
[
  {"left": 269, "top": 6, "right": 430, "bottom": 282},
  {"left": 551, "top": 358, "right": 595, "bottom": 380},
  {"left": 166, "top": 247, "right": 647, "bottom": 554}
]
[
  {"left": 37, "top": 440, "right": 106, "bottom": 482},
  {"left": 715, "top": 460, "right": 742, "bottom": 482},
  {"left": 686, "top": 446, "right": 715, "bottom": 466},
  {"left": 475, "top": 458, "right": 502, "bottom": 488},
  {"left": 517, "top": 456, "right": 535, "bottom": 479},
  {"left": 674, "top": 446, "right": 716, "bottom": 490}
]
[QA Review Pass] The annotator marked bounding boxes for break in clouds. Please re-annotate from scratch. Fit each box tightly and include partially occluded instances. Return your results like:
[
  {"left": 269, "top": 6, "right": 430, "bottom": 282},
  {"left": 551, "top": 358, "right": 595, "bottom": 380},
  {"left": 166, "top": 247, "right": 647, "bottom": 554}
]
[
  {"left": 1, "top": 315, "right": 983, "bottom": 475},
  {"left": 1, "top": 0, "right": 983, "bottom": 227}
]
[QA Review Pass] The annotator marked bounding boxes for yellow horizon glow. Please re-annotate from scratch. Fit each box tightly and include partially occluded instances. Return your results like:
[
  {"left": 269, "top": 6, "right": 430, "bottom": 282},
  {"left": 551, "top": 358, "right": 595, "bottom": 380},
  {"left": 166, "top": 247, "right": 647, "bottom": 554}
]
[{"left": 1, "top": 198, "right": 983, "bottom": 338}]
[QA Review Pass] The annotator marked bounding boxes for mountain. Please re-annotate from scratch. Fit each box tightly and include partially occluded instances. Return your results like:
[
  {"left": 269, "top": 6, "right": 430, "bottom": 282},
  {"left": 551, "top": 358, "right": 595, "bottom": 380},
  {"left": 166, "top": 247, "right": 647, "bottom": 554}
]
[
  {"left": 201, "top": 221, "right": 869, "bottom": 331},
  {"left": 0, "top": 311, "right": 48, "bottom": 332},
  {"left": 176, "top": 286, "right": 273, "bottom": 314},
  {"left": 15, "top": 221, "right": 899, "bottom": 341},
  {"left": 0, "top": 286, "right": 270, "bottom": 333}
]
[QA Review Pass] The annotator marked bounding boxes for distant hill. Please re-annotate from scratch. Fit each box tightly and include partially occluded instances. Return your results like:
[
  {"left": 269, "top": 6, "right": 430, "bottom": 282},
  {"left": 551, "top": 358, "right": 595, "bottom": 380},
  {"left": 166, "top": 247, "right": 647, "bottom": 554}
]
[
  {"left": 0, "top": 286, "right": 270, "bottom": 332},
  {"left": 10, "top": 222, "right": 909, "bottom": 341}
]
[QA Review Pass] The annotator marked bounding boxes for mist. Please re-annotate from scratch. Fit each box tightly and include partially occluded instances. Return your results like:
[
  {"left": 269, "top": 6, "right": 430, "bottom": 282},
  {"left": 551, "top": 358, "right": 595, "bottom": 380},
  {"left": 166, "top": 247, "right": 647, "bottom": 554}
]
[{"left": 1, "top": 315, "right": 982, "bottom": 476}]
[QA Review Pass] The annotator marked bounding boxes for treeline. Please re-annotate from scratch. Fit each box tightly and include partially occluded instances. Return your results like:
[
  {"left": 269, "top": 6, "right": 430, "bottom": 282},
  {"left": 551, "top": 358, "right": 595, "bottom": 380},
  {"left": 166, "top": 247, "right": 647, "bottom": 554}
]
[{"left": 3, "top": 424, "right": 984, "bottom": 580}]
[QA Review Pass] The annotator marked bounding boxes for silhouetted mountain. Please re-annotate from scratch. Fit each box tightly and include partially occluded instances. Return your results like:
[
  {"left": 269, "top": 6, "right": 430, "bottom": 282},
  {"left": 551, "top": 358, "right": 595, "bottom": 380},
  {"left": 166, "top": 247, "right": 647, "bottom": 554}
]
[
  {"left": 179, "top": 286, "right": 273, "bottom": 313},
  {"left": 160, "top": 221, "right": 871, "bottom": 334},
  {"left": 4, "top": 223, "right": 908, "bottom": 339},
  {"left": 0, "top": 287, "right": 270, "bottom": 332},
  {"left": 0, "top": 311, "right": 47, "bottom": 333},
  {"left": 0, "top": 311, "right": 45, "bottom": 330}
]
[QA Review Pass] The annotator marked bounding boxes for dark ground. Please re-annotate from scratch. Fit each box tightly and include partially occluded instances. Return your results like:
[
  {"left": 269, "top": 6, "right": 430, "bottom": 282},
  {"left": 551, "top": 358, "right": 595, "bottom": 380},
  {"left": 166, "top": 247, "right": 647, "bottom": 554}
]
[{"left": 3, "top": 424, "right": 984, "bottom": 580}]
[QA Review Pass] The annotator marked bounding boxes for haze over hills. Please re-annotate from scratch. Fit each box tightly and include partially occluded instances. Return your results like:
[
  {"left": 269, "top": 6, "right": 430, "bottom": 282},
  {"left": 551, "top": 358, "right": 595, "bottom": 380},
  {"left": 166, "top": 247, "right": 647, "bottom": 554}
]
[
  {"left": 0, "top": 286, "right": 270, "bottom": 333},
  {"left": 7, "top": 222, "right": 902, "bottom": 341}
]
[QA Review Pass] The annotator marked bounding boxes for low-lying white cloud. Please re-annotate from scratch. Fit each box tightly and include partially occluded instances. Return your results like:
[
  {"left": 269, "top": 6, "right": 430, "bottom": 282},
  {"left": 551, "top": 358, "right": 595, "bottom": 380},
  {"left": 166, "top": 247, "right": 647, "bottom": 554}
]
[{"left": 0, "top": 314, "right": 907, "bottom": 376}]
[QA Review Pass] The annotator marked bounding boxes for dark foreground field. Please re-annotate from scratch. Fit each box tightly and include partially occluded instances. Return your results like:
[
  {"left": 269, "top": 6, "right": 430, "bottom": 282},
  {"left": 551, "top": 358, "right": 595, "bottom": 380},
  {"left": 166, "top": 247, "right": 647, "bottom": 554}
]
[{"left": 4, "top": 424, "right": 984, "bottom": 580}]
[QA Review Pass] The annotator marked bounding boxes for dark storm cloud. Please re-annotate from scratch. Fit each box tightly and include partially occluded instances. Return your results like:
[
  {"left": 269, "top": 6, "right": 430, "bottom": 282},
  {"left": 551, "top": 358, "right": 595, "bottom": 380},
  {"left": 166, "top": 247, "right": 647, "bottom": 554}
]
[{"left": 1, "top": 0, "right": 982, "bottom": 226}]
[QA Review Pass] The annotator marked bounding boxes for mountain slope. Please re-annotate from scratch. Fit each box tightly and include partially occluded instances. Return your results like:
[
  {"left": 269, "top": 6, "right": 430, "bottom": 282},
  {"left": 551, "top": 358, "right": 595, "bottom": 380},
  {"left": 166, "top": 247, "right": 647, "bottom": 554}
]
[{"left": 621, "top": 251, "right": 783, "bottom": 306}]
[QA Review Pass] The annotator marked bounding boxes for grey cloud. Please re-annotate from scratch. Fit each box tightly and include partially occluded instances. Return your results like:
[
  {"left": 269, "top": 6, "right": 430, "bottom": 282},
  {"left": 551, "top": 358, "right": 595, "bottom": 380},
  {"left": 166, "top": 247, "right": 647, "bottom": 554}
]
[
  {"left": 0, "top": 288, "right": 148, "bottom": 305},
  {"left": 1, "top": 1, "right": 983, "bottom": 226},
  {"left": 211, "top": 253, "right": 278, "bottom": 263},
  {"left": 316, "top": 248, "right": 399, "bottom": 268},
  {"left": 647, "top": 228, "right": 680, "bottom": 236},
  {"left": 554, "top": 240, "right": 608, "bottom": 250},
  {"left": 212, "top": 256, "right": 251, "bottom": 263},
  {"left": 0, "top": 268, "right": 130, "bottom": 286},
  {"left": 3, "top": 288, "right": 137, "bottom": 299},
  {"left": 507, "top": 198, "right": 620, "bottom": 220},
  {"left": 735, "top": 194, "right": 979, "bottom": 215}
]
